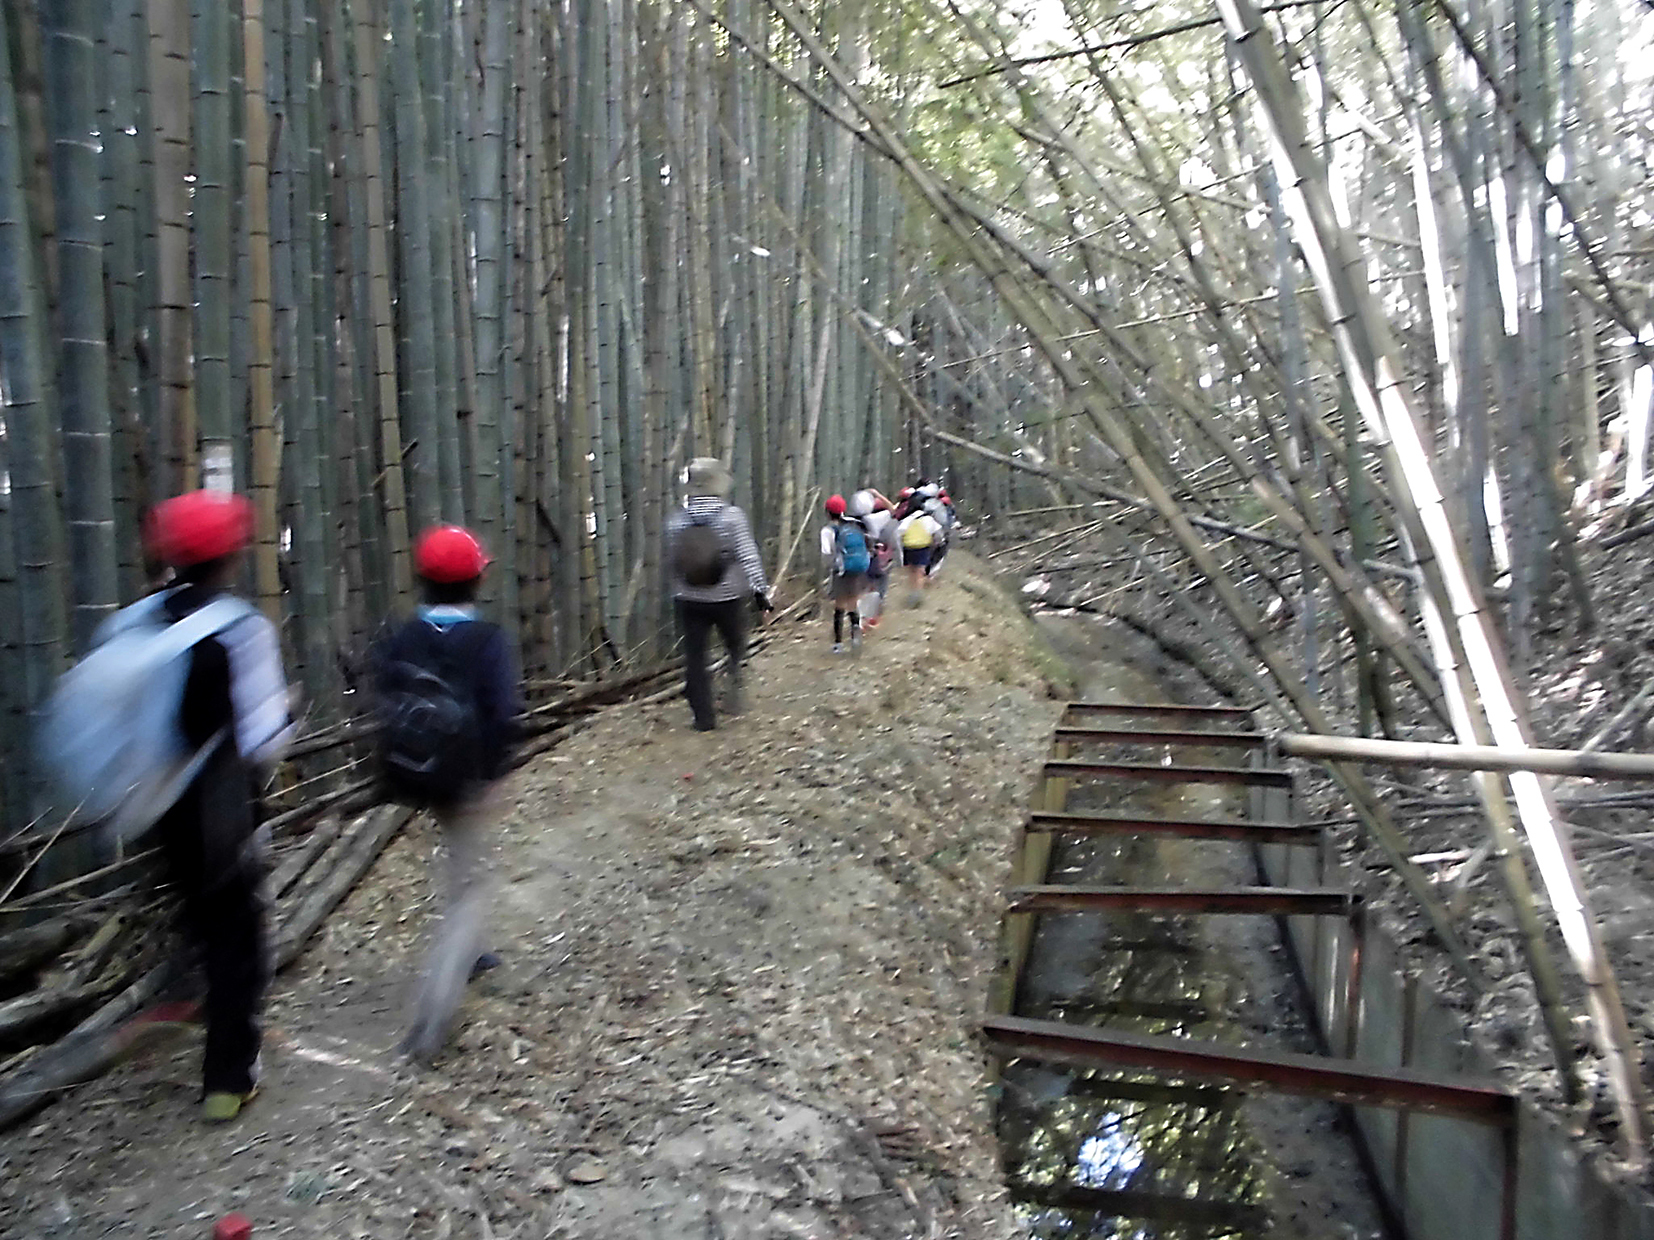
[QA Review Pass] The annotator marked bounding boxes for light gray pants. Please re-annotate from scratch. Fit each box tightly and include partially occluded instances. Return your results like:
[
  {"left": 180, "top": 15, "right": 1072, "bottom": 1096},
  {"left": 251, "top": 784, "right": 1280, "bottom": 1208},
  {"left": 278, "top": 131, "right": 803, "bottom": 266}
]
[{"left": 403, "top": 794, "right": 494, "bottom": 1061}]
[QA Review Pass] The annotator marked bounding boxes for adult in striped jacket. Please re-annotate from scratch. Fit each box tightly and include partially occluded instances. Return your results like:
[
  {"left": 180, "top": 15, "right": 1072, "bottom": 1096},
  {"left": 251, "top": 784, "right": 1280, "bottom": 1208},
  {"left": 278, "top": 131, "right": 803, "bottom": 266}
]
[{"left": 665, "top": 458, "right": 772, "bottom": 732}]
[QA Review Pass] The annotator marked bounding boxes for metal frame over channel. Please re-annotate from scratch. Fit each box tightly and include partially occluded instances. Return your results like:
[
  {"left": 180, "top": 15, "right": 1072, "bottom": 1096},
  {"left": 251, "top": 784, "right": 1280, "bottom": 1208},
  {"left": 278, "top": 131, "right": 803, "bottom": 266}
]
[{"left": 987, "top": 700, "right": 1519, "bottom": 1240}]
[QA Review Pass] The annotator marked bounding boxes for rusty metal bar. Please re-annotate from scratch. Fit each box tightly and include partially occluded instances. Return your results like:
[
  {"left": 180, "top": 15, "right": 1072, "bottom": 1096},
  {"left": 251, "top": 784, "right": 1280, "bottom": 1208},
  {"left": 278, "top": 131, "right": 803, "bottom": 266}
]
[
  {"left": 1053, "top": 726, "right": 1268, "bottom": 749},
  {"left": 1064, "top": 702, "right": 1256, "bottom": 721},
  {"left": 1042, "top": 759, "right": 1293, "bottom": 788},
  {"left": 982, "top": 1015, "right": 1515, "bottom": 1124},
  {"left": 1008, "top": 885, "right": 1354, "bottom": 916},
  {"left": 1027, "top": 811, "right": 1318, "bottom": 844},
  {"left": 1008, "top": 1184, "right": 1268, "bottom": 1230}
]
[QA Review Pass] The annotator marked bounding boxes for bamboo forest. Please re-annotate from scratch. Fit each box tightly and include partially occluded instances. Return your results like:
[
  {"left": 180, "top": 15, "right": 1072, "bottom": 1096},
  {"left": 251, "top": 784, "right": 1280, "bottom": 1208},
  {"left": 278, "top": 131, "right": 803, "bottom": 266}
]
[{"left": 6, "top": 0, "right": 1654, "bottom": 1234}]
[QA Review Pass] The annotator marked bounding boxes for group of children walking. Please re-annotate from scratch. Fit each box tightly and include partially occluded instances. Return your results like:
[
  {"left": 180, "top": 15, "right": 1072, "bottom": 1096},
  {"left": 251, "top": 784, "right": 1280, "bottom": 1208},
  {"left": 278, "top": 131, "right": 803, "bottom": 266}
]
[
  {"left": 46, "top": 490, "right": 521, "bottom": 1121},
  {"left": 45, "top": 463, "right": 954, "bottom": 1123},
  {"left": 820, "top": 480, "right": 957, "bottom": 654}
]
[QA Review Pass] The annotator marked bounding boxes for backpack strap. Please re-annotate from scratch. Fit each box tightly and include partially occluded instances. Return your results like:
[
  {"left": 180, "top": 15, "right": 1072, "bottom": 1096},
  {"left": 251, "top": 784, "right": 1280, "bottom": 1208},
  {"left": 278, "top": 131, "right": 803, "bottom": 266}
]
[
  {"left": 149, "top": 595, "right": 256, "bottom": 663},
  {"left": 111, "top": 724, "right": 232, "bottom": 843}
]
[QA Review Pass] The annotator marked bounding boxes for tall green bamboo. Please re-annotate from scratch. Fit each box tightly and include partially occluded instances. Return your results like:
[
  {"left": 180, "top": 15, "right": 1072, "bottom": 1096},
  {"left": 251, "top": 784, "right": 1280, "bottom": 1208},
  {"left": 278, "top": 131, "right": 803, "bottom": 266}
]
[
  {"left": 100, "top": 0, "right": 145, "bottom": 596},
  {"left": 350, "top": 0, "right": 410, "bottom": 603},
  {"left": 44, "top": 0, "right": 118, "bottom": 650},
  {"left": 419, "top": 0, "right": 463, "bottom": 521},
  {"left": 147, "top": 0, "right": 194, "bottom": 493},
  {"left": 389, "top": 0, "right": 441, "bottom": 530},
  {"left": 0, "top": 1, "right": 68, "bottom": 818},
  {"left": 192, "top": 0, "right": 233, "bottom": 487},
  {"left": 241, "top": 0, "right": 281, "bottom": 618},
  {"left": 471, "top": 0, "right": 506, "bottom": 588}
]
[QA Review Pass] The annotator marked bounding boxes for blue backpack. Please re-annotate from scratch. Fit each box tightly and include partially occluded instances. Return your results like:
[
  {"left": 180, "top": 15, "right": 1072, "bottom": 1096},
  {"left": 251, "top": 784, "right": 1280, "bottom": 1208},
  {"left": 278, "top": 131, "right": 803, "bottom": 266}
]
[
  {"left": 835, "top": 522, "right": 872, "bottom": 575},
  {"left": 37, "top": 592, "right": 255, "bottom": 846}
]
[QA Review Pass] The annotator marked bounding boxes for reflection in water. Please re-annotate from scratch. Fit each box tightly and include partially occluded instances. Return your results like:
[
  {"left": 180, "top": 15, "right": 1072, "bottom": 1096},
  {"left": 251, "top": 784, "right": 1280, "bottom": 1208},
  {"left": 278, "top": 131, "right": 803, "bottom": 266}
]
[{"left": 998, "top": 719, "right": 1280, "bottom": 1238}]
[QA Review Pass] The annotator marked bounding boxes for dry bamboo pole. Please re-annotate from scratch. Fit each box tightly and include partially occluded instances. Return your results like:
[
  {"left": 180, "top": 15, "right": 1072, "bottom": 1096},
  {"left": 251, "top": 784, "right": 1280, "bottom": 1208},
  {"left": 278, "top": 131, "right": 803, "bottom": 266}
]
[
  {"left": 146, "top": 0, "right": 194, "bottom": 491},
  {"left": 44, "top": 0, "right": 120, "bottom": 653},
  {"left": 350, "top": 0, "right": 410, "bottom": 602},
  {"left": 1219, "top": 0, "right": 1646, "bottom": 1153},
  {"left": 1275, "top": 733, "right": 1654, "bottom": 779},
  {"left": 240, "top": 0, "right": 281, "bottom": 619}
]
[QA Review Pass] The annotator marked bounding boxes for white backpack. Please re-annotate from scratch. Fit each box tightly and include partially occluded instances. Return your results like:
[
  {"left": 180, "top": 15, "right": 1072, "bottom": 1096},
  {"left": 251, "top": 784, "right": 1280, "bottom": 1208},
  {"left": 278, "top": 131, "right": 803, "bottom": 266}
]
[{"left": 37, "top": 593, "right": 255, "bottom": 845}]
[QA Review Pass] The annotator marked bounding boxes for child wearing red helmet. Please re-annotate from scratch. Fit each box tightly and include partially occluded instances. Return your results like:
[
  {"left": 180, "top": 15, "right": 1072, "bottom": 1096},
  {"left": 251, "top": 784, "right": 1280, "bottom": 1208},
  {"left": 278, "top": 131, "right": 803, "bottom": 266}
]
[
  {"left": 140, "top": 490, "right": 293, "bottom": 1122},
  {"left": 372, "top": 525, "right": 521, "bottom": 1063},
  {"left": 820, "top": 495, "right": 873, "bottom": 653}
]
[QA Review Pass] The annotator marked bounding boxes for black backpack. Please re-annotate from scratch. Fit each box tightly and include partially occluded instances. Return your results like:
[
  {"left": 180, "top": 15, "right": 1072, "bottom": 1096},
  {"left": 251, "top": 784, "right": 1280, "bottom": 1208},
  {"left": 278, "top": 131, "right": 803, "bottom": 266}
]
[
  {"left": 675, "top": 509, "right": 731, "bottom": 588},
  {"left": 376, "top": 621, "right": 489, "bottom": 806}
]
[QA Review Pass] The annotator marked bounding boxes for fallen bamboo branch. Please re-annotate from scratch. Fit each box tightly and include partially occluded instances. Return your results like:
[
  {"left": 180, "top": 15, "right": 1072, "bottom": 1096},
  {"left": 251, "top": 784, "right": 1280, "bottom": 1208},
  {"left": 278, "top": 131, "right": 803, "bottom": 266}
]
[
  {"left": 0, "top": 805, "right": 413, "bottom": 1129},
  {"left": 0, "top": 964, "right": 131, "bottom": 1047},
  {"left": 260, "top": 777, "right": 377, "bottom": 836},
  {"left": 0, "top": 966, "right": 172, "bottom": 1128},
  {"left": 269, "top": 815, "right": 346, "bottom": 900},
  {"left": 274, "top": 805, "right": 413, "bottom": 967},
  {"left": 985, "top": 520, "right": 1105, "bottom": 559},
  {"left": 0, "top": 850, "right": 160, "bottom": 915},
  {"left": 1276, "top": 733, "right": 1654, "bottom": 780},
  {"left": 0, "top": 915, "right": 98, "bottom": 986},
  {"left": 1579, "top": 680, "right": 1654, "bottom": 755}
]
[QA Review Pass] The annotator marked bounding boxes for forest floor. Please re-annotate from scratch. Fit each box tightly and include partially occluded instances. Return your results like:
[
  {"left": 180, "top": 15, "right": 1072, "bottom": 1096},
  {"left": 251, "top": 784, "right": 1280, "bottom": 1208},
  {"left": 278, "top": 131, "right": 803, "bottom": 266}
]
[{"left": 0, "top": 553, "right": 1071, "bottom": 1240}]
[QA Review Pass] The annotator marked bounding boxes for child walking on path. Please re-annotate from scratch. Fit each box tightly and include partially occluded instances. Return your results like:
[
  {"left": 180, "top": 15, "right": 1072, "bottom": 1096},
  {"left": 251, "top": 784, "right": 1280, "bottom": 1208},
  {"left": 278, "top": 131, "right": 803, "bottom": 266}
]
[
  {"left": 848, "top": 489, "right": 898, "bottom": 629},
  {"left": 373, "top": 525, "right": 521, "bottom": 1064},
  {"left": 897, "top": 505, "right": 943, "bottom": 605},
  {"left": 821, "top": 494, "right": 872, "bottom": 653},
  {"left": 143, "top": 491, "right": 293, "bottom": 1121}
]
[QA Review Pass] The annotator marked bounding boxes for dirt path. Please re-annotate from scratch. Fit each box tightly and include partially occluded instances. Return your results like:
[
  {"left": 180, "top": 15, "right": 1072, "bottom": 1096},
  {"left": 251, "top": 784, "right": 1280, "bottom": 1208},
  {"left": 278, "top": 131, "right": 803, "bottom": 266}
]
[{"left": 0, "top": 555, "right": 1063, "bottom": 1240}]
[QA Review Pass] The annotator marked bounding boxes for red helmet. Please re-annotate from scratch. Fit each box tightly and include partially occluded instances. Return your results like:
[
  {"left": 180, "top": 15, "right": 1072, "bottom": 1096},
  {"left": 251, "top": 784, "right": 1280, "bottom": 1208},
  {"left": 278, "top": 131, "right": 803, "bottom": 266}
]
[
  {"left": 414, "top": 525, "right": 491, "bottom": 583},
  {"left": 145, "top": 490, "right": 254, "bottom": 568},
  {"left": 824, "top": 494, "right": 847, "bottom": 516}
]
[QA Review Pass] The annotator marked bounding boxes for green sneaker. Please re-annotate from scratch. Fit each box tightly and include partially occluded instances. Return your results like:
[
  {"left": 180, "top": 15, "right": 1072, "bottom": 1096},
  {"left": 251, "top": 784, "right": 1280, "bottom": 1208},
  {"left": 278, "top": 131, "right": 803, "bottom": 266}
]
[{"left": 201, "top": 1087, "right": 257, "bottom": 1123}]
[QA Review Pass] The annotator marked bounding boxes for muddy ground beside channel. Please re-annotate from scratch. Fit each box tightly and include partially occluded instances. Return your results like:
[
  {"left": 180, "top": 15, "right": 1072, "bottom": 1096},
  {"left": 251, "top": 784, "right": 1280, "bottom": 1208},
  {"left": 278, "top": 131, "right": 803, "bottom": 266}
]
[{"left": 0, "top": 554, "right": 1061, "bottom": 1240}]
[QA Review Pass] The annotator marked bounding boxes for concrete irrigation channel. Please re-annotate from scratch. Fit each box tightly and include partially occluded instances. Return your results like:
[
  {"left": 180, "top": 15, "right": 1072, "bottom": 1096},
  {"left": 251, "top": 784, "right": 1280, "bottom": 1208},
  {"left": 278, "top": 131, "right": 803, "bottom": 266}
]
[{"left": 989, "top": 614, "right": 1654, "bottom": 1240}]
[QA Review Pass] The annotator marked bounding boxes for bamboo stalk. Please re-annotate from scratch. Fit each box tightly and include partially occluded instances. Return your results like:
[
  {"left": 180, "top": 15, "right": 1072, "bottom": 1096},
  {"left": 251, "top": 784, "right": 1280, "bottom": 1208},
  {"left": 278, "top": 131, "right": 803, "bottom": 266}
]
[{"left": 1276, "top": 733, "right": 1654, "bottom": 779}]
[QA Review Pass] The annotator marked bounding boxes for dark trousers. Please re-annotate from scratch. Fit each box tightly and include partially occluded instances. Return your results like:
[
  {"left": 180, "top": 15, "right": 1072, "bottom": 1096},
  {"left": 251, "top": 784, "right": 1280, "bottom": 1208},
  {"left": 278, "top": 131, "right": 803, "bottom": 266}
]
[
  {"left": 677, "top": 597, "right": 748, "bottom": 728},
  {"left": 155, "top": 748, "right": 270, "bottom": 1095}
]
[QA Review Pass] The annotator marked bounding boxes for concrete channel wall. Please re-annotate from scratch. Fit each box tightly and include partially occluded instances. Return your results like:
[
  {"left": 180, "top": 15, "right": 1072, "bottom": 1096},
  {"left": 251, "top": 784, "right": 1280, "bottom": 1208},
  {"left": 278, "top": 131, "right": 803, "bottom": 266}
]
[{"left": 1252, "top": 769, "right": 1654, "bottom": 1240}]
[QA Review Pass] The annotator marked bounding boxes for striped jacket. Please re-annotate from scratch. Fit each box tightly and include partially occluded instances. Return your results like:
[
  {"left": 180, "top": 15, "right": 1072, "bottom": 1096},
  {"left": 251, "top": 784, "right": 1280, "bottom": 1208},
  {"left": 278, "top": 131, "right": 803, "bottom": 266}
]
[{"left": 666, "top": 497, "right": 769, "bottom": 604}]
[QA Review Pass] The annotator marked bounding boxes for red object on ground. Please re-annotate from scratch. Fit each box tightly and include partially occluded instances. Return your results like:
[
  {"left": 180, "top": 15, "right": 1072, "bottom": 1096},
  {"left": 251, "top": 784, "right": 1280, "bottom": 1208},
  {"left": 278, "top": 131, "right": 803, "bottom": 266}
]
[
  {"left": 213, "top": 1214, "right": 253, "bottom": 1240},
  {"left": 414, "top": 525, "right": 492, "bottom": 582},
  {"left": 145, "top": 491, "right": 255, "bottom": 568}
]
